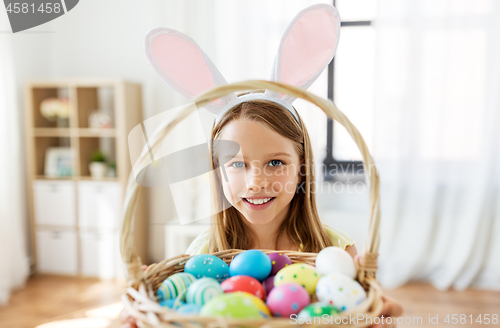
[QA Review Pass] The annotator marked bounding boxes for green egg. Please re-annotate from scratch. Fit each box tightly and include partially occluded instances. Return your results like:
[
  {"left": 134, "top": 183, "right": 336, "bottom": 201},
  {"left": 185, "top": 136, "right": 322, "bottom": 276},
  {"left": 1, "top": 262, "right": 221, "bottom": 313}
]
[
  {"left": 200, "top": 291, "right": 267, "bottom": 319},
  {"left": 298, "top": 302, "right": 340, "bottom": 318}
]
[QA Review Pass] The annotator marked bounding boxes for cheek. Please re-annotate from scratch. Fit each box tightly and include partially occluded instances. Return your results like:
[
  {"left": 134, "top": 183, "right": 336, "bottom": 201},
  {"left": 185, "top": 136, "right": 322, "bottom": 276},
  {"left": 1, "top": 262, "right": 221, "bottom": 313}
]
[
  {"left": 269, "top": 172, "right": 299, "bottom": 194},
  {"left": 220, "top": 169, "right": 246, "bottom": 203}
]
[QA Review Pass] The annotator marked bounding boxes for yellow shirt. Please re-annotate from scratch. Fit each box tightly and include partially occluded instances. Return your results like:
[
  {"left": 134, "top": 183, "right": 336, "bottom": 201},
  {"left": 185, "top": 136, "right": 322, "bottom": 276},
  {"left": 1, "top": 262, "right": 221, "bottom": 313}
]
[{"left": 184, "top": 223, "right": 355, "bottom": 256}]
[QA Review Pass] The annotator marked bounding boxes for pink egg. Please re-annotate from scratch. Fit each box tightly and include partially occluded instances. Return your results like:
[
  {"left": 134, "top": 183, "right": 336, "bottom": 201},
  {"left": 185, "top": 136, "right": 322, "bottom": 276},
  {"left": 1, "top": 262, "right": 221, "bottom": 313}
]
[
  {"left": 266, "top": 282, "right": 310, "bottom": 317},
  {"left": 268, "top": 252, "right": 293, "bottom": 276},
  {"left": 263, "top": 275, "right": 275, "bottom": 297}
]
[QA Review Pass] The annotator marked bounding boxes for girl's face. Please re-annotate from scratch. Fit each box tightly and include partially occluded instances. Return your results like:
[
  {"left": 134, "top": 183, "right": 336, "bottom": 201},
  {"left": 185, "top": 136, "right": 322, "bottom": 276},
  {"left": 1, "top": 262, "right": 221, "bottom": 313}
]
[{"left": 218, "top": 119, "right": 302, "bottom": 226}]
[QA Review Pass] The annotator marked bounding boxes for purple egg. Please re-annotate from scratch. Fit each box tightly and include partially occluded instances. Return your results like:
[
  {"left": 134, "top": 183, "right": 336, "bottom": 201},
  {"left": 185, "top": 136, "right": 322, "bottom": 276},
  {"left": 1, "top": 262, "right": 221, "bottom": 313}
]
[
  {"left": 263, "top": 275, "right": 275, "bottom": 297},
  {"left": 268, "top": 252, "right": 293, "bottom": 276}
]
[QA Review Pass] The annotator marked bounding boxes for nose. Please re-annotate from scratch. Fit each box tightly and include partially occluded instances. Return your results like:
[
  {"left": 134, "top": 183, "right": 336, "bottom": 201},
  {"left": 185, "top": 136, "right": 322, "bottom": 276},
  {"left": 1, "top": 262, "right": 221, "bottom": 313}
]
[{"left": 246, "top": 166, "right": 270, "bottom": 192}]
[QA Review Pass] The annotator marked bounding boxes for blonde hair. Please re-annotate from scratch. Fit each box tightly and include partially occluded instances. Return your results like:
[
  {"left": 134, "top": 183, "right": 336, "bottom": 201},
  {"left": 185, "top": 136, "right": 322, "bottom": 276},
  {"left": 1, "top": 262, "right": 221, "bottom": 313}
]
[{"left": 208, "top": 93, "right": 333, "bottom": 253}]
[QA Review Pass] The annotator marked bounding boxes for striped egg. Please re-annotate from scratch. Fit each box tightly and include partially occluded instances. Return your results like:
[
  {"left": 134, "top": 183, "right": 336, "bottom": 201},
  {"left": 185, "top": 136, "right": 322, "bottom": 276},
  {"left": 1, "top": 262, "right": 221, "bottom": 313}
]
[
  {"left": 186, "top": 277, "right": 223, "bottom": 306},
  {"left": 157, "top": 272, "right": 197, "bottom": 302}
]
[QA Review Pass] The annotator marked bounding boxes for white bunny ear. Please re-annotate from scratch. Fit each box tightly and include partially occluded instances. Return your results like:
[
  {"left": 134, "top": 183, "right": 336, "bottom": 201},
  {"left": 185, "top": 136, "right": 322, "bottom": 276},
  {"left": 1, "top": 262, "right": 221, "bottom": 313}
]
[
  {"left": 266, "top": 4, "right": 341, "bottom": 103},
  {"left": 145, "top": 28, "right": 236, "bottom": 115}
]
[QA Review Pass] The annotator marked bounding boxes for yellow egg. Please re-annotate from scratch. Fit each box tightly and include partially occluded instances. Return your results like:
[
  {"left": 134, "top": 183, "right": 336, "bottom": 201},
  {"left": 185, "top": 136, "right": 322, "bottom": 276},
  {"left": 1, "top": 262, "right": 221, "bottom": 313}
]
[
  {"left": 246, "top": 293, "right": 271, "bottom": 318},
  {"left": 274, "top": 263, "right": 320, "bottom": 295}
]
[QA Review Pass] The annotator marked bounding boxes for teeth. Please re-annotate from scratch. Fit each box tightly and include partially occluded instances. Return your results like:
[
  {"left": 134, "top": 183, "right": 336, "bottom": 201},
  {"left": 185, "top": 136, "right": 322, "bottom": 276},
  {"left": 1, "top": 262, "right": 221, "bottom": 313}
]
[{"left": 245, "top": 197, "right": 272, "bottom": 205}]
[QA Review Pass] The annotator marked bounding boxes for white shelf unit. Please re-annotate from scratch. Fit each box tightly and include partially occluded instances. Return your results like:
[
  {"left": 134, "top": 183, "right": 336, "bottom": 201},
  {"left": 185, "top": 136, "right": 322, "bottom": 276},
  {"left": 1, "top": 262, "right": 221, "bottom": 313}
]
[{"left": 24, "top": 78, "right": 149, "bottom": 280}]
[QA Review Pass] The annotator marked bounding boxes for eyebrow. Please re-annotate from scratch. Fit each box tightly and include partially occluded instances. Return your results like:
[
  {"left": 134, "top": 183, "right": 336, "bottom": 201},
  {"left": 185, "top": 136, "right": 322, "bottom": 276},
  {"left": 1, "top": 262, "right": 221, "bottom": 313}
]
[{"left": 220, "top": 152, "right": 292, "bottom": 161}]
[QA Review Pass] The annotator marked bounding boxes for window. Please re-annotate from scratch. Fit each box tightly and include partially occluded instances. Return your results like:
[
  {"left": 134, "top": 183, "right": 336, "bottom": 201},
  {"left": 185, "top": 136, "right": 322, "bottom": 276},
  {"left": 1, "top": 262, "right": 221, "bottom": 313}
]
[{"left": 323, "top": 0, "right": 377, "bottom": 181}]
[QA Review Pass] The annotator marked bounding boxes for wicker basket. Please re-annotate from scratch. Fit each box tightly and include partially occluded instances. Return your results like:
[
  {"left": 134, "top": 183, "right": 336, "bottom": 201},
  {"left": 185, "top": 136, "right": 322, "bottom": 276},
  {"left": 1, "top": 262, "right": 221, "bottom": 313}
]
[{"left": 120, "top": 80, "right": 383, "bottom": 327}]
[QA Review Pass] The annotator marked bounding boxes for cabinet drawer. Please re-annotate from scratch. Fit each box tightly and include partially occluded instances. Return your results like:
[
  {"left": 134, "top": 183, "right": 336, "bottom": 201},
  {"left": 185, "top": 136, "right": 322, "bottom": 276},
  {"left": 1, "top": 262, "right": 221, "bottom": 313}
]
[
  {"left": 80, "top": 231, "right": 119, "bottom": 279},
  {"left": 78, "top": 181, "right": 122, "bottom": 229},
  {"left": 33, "top": 180, "right": 76, "bottom": 226},
  {"left": 36, "top": 230, "right": 77, "bottom": 275}
]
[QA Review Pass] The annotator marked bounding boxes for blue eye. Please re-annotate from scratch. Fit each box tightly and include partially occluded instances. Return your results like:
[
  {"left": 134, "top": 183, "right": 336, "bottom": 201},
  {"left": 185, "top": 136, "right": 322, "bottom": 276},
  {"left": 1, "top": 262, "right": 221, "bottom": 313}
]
[
  {"left": 230, "top": 161, "right": 245, "bottom": 168},
  {"left": 269, "top": 159, "right": 284, "bottom": 167}
]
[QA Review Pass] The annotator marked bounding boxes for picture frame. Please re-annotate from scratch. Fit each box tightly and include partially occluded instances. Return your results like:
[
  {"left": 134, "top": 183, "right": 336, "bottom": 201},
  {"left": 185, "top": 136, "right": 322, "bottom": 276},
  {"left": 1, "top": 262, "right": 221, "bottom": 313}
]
[{"left": 44, "top": 147, "right": 75, "bottom": 177}]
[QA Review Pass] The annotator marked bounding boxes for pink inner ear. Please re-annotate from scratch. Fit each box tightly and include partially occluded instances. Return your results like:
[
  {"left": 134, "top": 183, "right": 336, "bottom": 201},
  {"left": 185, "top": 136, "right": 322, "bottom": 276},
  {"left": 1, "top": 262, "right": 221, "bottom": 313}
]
[
  {"left": 279, "top": 10, "right": 338, "bottom": 88},
  {"left": 151, "top": 33, "right": 223, "bottom": 106}
]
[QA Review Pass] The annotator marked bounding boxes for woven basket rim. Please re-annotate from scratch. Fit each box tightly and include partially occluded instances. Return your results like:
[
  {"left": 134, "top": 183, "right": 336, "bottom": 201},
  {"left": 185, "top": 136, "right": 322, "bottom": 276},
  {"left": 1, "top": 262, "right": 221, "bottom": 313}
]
[{"left": 120, "top": 80, "right": 382, "bottom": 327}]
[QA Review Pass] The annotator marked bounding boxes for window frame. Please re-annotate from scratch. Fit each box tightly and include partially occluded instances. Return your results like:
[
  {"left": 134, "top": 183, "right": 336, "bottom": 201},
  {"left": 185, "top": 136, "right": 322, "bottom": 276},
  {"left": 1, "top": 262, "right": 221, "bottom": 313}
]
[{"left": 323, "top": 0, "right": 373, "bottom": 181}]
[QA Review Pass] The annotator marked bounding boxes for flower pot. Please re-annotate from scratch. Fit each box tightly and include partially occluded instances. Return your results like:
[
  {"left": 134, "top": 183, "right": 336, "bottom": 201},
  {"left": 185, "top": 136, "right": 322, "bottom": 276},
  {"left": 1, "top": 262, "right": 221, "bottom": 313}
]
[{"left": 89, "top": 162, "right": 107, "bottom": 179}]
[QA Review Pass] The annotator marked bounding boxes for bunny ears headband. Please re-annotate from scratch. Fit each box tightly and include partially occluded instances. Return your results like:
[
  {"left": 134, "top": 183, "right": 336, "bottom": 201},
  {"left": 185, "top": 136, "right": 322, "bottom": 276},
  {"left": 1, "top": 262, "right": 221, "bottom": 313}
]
[{"left": 145, "top": 3, "right": 341, "bottom": 125}]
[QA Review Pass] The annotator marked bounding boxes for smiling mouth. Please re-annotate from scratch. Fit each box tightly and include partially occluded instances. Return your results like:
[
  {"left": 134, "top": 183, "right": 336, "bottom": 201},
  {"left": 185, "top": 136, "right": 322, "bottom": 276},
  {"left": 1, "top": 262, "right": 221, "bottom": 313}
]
[{"left": 242, "top": 197, "right": 275, "bottom": 205}]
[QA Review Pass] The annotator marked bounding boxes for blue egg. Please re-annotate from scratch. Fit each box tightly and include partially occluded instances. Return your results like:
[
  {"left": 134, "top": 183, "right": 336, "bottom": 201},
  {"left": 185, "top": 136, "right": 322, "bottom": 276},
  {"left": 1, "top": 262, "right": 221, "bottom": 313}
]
[
  {"left": 229, "top": 250, "right": 272, "bottom": 281},
  {"left": 185, "top": 254, "right": 229, "bottom": 282},
  {"left": 177, "top": 303, "right": 202, "bottom": 315},
  {"left": 159, "top": 299, "right": 185, "bottom": 310}
]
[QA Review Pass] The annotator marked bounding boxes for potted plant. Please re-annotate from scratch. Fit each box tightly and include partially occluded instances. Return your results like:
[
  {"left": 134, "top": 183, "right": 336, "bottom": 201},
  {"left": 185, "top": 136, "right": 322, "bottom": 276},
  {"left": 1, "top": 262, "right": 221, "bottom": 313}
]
[
  {"left": 89, "top": 150, "right": 107, "bottom": 179},
  {"left": 107, "top": 161, "right": 117, "bottom": 178}
]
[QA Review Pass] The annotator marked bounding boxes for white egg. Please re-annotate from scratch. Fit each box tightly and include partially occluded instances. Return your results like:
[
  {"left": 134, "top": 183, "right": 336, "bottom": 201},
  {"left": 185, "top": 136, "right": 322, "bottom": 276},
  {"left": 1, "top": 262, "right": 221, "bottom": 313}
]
[
  {"left": 315, "top": 246, "right": 356, "bottom": 278},
  {"left": 315, "top": 274, "right": 366, "bottom": 312}
]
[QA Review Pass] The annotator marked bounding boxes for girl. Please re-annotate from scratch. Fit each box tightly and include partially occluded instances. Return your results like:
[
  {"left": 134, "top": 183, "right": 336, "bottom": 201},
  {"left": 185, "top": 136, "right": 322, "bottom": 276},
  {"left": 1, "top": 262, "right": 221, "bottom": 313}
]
[
  {"left": 184, "top": 94, "right": 359, "bottom": 258},
  {"left": 120, "top": 3, "right": 403, "bottom": 327}
]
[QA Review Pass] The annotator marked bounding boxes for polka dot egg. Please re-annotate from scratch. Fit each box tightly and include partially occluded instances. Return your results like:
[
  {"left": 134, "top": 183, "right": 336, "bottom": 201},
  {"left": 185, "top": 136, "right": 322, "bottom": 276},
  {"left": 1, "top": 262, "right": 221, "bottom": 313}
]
[
  {"left": 266, "top": 282, "right": 310, "bottom": 317},
  {"left": 298, "top": 302, "right": 340, "bottom": 318},
  {"left": 221, "top": 275, "right": 265, "bottom": 300},
  {"left": 268, "top": 252, "right": 292, "bottom": 276},
  {"left": 157, "top": 272, "right": 196, "bottom": 302},
  {"left": 200, "top": 291, "right": 268, "bottom": 319},
  {"left": 274, "top": 263, "right": 320, "bottom": 296},
  {"left": 315, "top": 274, "right": 367, "bottom": 312},
  {"left": 185, "top": 254, "right": 229, "bottom": 282},
  {"left": 186, "top": 277, "right": 223, "bottom": 306}
]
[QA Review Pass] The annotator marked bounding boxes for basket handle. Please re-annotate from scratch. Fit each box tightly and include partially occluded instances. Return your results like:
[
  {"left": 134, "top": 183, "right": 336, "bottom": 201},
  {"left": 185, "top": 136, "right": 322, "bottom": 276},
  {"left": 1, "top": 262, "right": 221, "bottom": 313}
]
[{"left": 120, "top": 80, "right": 380, "bottom": 287}]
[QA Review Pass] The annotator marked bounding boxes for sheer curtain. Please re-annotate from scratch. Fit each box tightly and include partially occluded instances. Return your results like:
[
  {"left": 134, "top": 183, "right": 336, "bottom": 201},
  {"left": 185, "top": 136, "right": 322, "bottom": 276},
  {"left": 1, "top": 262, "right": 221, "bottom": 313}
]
[
  {"left": 373, "top": 0, "right": 500, "bottom": 290},
  {"left": 0, "top": 16, "right": 30, "bottom": 305}
]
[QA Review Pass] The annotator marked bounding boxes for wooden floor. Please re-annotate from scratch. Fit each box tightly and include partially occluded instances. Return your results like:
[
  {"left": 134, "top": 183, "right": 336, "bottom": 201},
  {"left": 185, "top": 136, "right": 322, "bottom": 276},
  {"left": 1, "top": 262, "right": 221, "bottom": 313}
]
[{"left": 0, "top": 274, "right": 499, "bottom": 328}]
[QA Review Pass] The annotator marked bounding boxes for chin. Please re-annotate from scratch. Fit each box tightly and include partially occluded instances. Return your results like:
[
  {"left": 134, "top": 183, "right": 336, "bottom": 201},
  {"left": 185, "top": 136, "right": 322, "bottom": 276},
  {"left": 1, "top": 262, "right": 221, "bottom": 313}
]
[{"left": 239, "top": 211, "right": 273, "bottom": 226}]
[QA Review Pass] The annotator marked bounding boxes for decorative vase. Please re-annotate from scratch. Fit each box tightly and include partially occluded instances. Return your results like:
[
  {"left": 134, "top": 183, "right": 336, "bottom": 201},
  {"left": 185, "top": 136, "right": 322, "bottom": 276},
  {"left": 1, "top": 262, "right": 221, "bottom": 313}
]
[{"left": 89, "top": 162, "right": 107, "bottom": 179}]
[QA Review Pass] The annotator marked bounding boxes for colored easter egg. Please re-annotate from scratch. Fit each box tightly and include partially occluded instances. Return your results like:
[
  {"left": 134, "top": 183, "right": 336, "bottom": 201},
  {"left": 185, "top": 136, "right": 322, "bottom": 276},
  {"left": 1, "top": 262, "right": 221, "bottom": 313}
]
[
  {"left": 262, "top": 275, "right": 275, "bottom": 297},
  {"left": 177, "top": 303, "right": 202, "bottom": 315},
  {"left": 186, "top": 277, "right": 224, "bottom": 306},
  {"left": 268, "top": 252, "right": 292, "bottom": 276},
  {"left": 185, "top": 254, "right": 230, "bottom": 282},
  {"left": 247, "top": 293, "right": 272, "bottom": 318},
  {"left": 274, "top": 263, "right": 319, "bottom": 296},
  {"left": 159, "top": 299, "right": 185, "bottom": 310},
  {"left": 157, "top": 272, "right": 196, "bottom": 302},
  {"left": 315, "top": 274, "right": 366, "bottom": 312},
  {"left": 221, "top": 275, "right": 265, "bottom": 300},
  {"left": 315, "top": 246, "right": 356, "bottom": 278},
  {"left": 229, "top": 250, "right": 272, "bottom": 281},
  {"left": 200, "top": 291, "right": 267, "bottom": 319},
  {"left": 266, "top": 282, "right": 310, "bottom": 317},
  {"left": 298, "top": 302, "right": 340, "bottom": 318}
]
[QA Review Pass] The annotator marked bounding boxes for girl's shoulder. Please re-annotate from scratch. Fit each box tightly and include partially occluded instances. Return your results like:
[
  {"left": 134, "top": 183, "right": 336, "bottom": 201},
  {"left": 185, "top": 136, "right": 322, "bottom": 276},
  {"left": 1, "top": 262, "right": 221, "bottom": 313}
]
[
  {"left": 321, "top": 223, "right": 355, "bottom": 250},
  {"left": 185, "top": 228, "right": 210, "bottom": 256}
]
